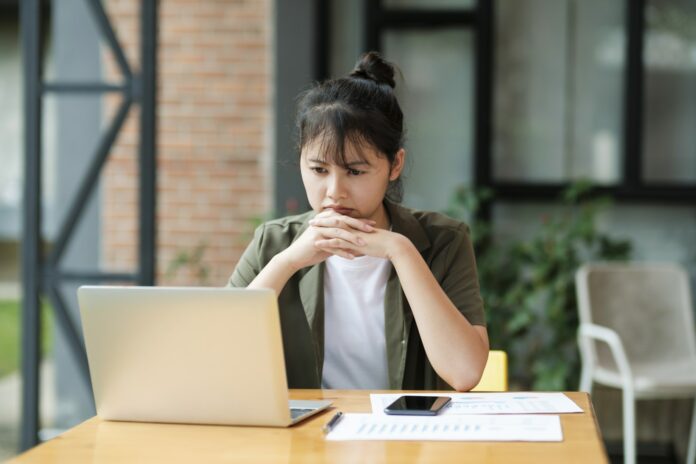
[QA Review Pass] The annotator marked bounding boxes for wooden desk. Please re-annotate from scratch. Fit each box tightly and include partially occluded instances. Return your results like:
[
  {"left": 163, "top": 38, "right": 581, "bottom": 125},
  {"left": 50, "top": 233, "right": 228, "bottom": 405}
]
[{"left": 12, "top": 390, "right": 608, "bottom": 463}]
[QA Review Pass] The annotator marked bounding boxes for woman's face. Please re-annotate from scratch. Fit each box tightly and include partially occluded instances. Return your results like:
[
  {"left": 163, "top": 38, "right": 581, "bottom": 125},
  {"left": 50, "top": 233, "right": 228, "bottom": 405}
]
[{"left": 300, "top": 139, "right": 404, "bottom": 228}]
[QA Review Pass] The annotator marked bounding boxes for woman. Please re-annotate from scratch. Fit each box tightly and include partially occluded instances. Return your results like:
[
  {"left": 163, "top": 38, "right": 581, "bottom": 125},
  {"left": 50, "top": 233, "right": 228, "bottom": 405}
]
[{"left": 229, "top": 52, "right": 488, "bottom": 392}]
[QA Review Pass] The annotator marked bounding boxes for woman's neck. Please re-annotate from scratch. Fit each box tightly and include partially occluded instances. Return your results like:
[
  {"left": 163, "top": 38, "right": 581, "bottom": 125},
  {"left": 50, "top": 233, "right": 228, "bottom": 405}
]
[{"left": 371, "top": 203, "right": 391, "bottom": 230}]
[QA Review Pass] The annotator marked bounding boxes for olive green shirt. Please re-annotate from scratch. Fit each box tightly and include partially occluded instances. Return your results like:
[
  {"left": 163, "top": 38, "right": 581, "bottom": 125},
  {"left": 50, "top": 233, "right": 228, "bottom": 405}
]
[{"left": 228, "top": 200, "right": 485, "bottom": 390}]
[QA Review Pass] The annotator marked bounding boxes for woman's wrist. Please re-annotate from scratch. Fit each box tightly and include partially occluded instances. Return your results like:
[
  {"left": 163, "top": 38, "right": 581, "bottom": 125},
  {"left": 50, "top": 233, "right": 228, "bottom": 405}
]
[
  {"left": 385, "top": 233, "right": 415, "bottom": 263},
  {"left": 248, "top": 250, "right": 301, "bottom": 295},
  {"left": 275, "top": 249, "right": 300, "bottom": 273}
]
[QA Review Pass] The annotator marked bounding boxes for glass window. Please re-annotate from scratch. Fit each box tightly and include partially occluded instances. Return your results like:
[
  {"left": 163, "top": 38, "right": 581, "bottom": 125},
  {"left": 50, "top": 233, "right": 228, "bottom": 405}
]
[
  {"left": 643, "top": 0, "right": 696, "bottom": 183},
  {"left": 0, "top": 18, "right": 22, "bottom": 240},
  {"left": 329, "top": 0, "right": 364, "bottom": 77},
  {"left": 494, "top": 0, "right": 624, "bottom": 184},
  {"left": 384, "top": 29, "right": 474, "bottom": 211}
]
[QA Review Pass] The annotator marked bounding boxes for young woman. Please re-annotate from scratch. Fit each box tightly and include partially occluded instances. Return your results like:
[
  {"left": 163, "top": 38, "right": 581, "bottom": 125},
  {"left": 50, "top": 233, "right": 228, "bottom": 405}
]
[{"left": 229, "top": 52, "right": 488, "bottom": 392}]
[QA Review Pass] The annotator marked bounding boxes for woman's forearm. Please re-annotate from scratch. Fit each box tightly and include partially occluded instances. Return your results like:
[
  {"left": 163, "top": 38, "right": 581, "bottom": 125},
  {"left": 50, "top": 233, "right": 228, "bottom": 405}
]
[
  {"left": 388, "top": 236, "right": 489, "bottom": 391},
  {"left": 247, "top": 251, "right": 298, "bottom": 296}
]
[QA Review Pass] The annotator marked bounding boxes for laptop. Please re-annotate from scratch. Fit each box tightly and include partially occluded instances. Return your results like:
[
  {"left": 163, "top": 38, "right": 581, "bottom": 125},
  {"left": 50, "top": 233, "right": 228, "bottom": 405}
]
[{"left": 77, "top": 286, "right": 332, "bottom": 426}]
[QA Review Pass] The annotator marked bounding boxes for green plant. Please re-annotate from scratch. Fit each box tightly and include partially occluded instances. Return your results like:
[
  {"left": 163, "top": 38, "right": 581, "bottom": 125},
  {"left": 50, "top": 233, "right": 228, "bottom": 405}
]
[
  {"left": 0, "top": 299, "right": 53, "bottom": 378},
  {"left": 445, "top": 181, "right": 632, "bottom": 390},
  {"left": 165, "top": 241, "right": 211, "bottom": 285}
]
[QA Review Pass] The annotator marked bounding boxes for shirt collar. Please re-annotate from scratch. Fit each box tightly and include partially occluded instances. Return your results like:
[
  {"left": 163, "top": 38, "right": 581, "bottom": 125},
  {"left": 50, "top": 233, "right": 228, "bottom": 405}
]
[{"left": 384, "top": 200, "right": 430, "bottom": 253}]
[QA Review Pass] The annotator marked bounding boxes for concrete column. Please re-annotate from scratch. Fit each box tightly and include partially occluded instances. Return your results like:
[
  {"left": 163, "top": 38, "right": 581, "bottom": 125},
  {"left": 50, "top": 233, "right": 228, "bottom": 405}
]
[{"left": 273, "top": 0, "right": 316, "bottom": 216}]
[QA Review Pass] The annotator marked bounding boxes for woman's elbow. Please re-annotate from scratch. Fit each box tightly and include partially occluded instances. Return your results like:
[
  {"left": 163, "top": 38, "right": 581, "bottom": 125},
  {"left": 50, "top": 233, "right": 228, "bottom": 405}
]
[
  {"left": 448, "top": 372, "right": 483, "bottom": 392},
  {"left": 445, "top": 354, "right": 488, "bottom": 391},
  {"left": 450, "top": 379, "right": 478, "bottom": 392}
]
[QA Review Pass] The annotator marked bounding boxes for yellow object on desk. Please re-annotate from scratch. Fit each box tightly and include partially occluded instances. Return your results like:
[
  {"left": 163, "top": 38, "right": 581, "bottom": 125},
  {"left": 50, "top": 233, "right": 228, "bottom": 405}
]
[{"left": 471, "top": 350, "right": 508, "bottom": 392}]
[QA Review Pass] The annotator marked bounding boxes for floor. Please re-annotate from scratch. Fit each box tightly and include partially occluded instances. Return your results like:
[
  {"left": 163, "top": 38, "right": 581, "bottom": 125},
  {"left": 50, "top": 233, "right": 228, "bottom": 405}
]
[{"left": 0, "top": 362, "right": 55, "bottom": 461}]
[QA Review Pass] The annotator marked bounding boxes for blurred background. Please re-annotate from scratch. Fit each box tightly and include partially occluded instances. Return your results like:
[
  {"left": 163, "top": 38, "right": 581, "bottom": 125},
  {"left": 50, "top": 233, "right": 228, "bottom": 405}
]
[{"left": 1, "top": 0, "right": 695, "bottom": 462}]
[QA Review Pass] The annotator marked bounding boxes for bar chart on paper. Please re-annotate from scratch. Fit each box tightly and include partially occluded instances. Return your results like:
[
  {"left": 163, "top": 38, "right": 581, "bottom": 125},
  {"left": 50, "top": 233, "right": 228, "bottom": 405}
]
[
  {"left": 324, "top": 414, "right": 563, "bottom": 442},
  {"left": 446, "top": 394, "right": 581, "bottom": 414}
]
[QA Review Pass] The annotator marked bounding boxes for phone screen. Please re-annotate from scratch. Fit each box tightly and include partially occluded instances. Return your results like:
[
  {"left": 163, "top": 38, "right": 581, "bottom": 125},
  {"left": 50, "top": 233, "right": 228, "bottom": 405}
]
[{"left": 384, "top": 395, "right": 451, "bottom": 416}]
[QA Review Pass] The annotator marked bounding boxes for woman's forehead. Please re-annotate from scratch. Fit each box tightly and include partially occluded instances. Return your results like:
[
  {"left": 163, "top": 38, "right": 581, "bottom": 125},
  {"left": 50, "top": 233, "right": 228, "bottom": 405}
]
[{"left": 303, "top": 136, "right": 382, "bottom": 165}]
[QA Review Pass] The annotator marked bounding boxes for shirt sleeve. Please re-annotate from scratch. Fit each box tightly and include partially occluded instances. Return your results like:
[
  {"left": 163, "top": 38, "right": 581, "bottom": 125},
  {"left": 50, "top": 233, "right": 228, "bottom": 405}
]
[
  {"left": 439, "top": 225, "right": 486, "bottom": 327},
  {"left": 227, "top": 225, "right": 265, "bottom": 288}
]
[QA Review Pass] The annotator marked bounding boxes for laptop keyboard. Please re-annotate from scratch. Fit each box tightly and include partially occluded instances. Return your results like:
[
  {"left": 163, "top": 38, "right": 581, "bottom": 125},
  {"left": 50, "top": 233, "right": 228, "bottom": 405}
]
[{"left": 290, "top": 408, "right": 315, "bottom": 420}]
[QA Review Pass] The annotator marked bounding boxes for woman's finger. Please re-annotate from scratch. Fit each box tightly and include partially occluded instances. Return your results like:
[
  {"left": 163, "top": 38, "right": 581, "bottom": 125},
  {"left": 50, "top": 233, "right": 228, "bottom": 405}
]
[
  {"left": 310, "top": 216, "right": 375, "bottom": 232},
  {"left": 315, "top": 237, "right": 352, "bottom": 249},
  {"left": 315, "top": 243, "right": 358, "bottom": 259},
  {"left": 317, "top": 228, "right": 366, "bottom": 247}
]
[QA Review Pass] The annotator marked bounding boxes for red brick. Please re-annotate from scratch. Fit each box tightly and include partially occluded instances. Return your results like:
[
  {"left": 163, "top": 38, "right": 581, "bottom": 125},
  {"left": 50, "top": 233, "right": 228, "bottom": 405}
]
[{"left": 103, "top": 0, "right": 271, "bottom": 285}]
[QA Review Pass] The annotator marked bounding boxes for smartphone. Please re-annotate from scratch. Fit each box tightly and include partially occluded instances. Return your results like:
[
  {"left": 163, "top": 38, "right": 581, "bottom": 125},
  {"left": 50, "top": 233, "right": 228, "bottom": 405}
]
[{"left": 384, "top": 395, "right": 451, "bottom": 416}]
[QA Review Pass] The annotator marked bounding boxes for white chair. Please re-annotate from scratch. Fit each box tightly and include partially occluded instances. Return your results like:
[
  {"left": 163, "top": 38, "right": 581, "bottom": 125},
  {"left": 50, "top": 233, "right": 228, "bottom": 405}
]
[{"left": 576, "top": 263, "right": 696, "bottom": 464}]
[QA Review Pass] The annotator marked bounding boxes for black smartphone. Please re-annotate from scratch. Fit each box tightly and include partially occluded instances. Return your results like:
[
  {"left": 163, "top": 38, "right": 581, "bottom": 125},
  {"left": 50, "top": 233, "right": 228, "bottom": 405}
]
[{"left": 384, "top": 395, "right": 451, "bottom": 416}]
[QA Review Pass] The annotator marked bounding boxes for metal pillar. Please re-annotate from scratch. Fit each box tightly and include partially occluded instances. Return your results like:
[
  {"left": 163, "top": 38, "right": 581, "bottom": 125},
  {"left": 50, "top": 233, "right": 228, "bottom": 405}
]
[
  {"left": 19, "top": 0, "right": 43, "bottom": 451},
  {"left": 20, "top": 0, "right": 158, "bottom": 450}
]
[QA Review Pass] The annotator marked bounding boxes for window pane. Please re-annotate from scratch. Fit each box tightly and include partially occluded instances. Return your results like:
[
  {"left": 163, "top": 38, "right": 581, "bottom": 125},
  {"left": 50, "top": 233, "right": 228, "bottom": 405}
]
[
  {"left": 383, "top": 0, "right": 475, "bottom": 9},
  {"left": 384, "top": 29, "right": 474, "bottom": 211},
  {"left": 0, "top": 18, "right": 21, "bottom": 240},
  {"left": 643, "top": 0, "right": 696, "bottom": 183},
  {"left": 329, "top": 0, "right": 364, "bottom": 77},
  {"left": 494, "top": 0, "right": 624, "bottom": 184}
]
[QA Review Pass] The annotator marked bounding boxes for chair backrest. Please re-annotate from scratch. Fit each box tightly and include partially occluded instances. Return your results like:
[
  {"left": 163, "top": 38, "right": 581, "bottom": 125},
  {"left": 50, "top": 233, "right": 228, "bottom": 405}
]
[
  {"left": 576, "top": 263, "right": 696, "bottom": 370},
  {"left": 471, "top": 350, "right": 508, "bottom": 391}
]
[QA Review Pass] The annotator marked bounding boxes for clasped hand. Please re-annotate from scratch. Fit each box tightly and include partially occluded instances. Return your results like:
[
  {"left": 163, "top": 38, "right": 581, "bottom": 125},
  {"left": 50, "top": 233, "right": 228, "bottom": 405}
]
[{"left": 282, "top": 210, "right": 401, "bottom": 271}]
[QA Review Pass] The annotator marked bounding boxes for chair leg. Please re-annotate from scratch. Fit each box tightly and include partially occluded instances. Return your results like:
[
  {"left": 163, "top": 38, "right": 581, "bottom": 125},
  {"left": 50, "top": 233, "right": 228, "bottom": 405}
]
[
  {"left": 579, "top": 365, "right": 593, "bottom": 393},
  {"left": 623, "top": 389, "right": 636, "bottom": 464},
  {"left": 686, "top": 398, "right": 696, "bottom": 464}
]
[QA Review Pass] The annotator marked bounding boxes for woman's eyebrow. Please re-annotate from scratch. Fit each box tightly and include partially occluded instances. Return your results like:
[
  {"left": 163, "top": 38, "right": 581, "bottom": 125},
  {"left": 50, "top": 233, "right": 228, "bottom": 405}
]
[
  {"left": 307, "top": 158, "right": 370, "bottom": 167},
  {"left": 345, "top": 161, "right": 370, "bottom": 167}
]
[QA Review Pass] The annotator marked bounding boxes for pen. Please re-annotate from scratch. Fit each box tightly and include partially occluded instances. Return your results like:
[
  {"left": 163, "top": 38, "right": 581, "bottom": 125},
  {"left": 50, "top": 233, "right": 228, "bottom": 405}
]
[{"left": 322, "top": 411, "right": 343, "bottom": 434}]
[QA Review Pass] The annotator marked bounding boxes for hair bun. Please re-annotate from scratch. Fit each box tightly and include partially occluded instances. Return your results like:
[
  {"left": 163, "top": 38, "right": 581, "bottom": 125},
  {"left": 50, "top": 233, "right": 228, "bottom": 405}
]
[{"left": 349, "top": 51, "right": 396, "bottom": 89}]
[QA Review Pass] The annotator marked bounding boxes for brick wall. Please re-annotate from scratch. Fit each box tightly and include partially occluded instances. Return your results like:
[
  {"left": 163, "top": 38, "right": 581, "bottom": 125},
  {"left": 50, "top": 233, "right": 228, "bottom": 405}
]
[{"left": 102, "top": 0, "right": 273, "bottom": 285}]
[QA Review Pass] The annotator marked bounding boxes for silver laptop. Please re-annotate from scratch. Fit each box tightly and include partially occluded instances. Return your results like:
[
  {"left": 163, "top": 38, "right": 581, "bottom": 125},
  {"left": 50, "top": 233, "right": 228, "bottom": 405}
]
[{"left": 77, "top": 286, "right": 332, "bottom": 426}]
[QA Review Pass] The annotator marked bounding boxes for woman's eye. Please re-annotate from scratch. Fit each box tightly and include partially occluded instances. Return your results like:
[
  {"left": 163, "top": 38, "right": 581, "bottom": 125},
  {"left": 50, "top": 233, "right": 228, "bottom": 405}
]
[
  {"left": 310, "top": 167, "right": 327, "bottom": 174},
  {"left": 348, "top": 169, "right": 363, "bottom": 176}
]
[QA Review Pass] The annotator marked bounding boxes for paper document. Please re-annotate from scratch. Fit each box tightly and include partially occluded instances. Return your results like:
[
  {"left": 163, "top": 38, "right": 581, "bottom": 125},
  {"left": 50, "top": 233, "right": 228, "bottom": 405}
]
[
  {"left": 325, "top": 413, "right": 563, "bottom": 442},
  {"left": 370, "top": 392, "right": 582, "bottom": 416}
]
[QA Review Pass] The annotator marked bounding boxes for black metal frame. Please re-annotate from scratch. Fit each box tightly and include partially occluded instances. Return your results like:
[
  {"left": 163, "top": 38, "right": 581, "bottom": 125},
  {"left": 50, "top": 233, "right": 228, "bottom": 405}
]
[
  {"left": 20, "top": 0, "right": 158, "bottom": 451},
  {"left": 314, "top": 0, "right": 330, "bottom": 81},
  {"left": 324, "top": 0, "right": 696, "bottom": 212},
  {"left": 623, "top": 0, "right": 645, "bottom": 190},
  {"left": 363, "top": 1, "right": 477, "bottom": 49}
]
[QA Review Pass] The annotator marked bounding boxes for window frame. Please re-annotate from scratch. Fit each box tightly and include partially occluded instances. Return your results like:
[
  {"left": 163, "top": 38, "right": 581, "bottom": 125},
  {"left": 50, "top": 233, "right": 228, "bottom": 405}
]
[{"left": 315, "top": 0, "right": 696, "bottom": 211}]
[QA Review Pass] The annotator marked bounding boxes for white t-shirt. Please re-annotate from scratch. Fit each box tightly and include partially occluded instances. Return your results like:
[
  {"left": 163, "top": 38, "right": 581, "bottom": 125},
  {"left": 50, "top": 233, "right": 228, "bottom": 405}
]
[{"left": 321, "top": 254, "right": 392, "bottom": 389}]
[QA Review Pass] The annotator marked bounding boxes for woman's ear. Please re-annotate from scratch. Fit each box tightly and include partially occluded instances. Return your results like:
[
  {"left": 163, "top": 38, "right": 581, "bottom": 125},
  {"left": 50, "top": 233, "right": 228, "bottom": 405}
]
[{"left": 389, "top": 148, "right": 406, "bottom": 181}]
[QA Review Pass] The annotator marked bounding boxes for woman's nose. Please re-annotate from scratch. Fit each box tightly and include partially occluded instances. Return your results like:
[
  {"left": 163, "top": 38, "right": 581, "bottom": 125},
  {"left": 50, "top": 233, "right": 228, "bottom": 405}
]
[{"left": 326, "top": 173, "right": 346, "bottom": 199}]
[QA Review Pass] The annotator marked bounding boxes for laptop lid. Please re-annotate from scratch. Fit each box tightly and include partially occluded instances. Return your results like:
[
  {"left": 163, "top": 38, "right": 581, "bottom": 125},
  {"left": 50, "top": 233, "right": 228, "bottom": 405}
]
[{"left": 78, "top": 286, "right": 294, "bottom": 426}]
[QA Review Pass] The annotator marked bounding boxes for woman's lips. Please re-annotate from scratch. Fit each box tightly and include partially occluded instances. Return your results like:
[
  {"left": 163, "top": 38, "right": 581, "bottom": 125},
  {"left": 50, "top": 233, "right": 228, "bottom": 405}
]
[{"left": 325, "top": 207, "right": 354, "bottom": 215}]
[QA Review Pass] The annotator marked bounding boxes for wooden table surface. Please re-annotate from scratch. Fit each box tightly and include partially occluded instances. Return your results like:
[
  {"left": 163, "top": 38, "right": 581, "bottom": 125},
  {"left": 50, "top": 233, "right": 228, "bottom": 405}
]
[{"left": 12, "top": 390, "right": 608, "bottom": 463}]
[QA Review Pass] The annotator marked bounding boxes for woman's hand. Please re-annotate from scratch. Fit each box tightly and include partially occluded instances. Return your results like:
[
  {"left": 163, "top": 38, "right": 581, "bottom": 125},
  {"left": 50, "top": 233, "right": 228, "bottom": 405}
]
[
  {"left": 281, "top": 210, "right": 377, "bottom": 270},
  {"left": 311, "top": 215, "right": 408, "bottom": 261}
]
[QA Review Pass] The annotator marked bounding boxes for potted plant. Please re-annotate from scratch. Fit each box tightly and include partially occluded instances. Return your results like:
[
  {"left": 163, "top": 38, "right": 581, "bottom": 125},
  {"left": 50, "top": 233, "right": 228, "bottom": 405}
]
[{"left": 445, "top": 182, "right": 632, "bottom": 390}]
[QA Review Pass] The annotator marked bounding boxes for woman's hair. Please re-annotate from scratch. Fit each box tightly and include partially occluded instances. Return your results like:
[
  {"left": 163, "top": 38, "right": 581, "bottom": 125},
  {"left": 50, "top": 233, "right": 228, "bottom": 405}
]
[{"left": 295, "top": 51, "right": 405, "bottom": 202}]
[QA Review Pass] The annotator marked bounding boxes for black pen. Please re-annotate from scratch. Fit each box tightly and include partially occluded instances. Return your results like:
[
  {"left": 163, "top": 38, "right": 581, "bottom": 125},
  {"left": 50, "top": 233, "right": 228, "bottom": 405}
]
[{"left": 322, "top": 411, "right": 343, "bottom": 434}]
